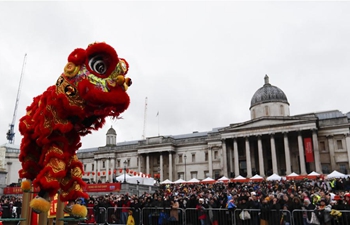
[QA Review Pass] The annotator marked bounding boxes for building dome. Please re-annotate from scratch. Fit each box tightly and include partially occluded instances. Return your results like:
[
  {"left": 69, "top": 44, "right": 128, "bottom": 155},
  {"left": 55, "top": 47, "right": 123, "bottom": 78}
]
[
  {"left": 106, "top": 126, "right": 117, "bottom": 146},
  {"left": 106, "top": 126, "right": 116, "bottom": 135},
  {"left": 250, "top": 75, "right": 289, "bottom": 109}
]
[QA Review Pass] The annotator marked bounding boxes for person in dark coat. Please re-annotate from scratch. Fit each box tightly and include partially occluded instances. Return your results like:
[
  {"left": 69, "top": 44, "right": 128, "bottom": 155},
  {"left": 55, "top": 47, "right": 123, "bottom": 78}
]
[
  {"left": 269, "top": 196, "right": 281, "bottom": 225},
  {"left": 259, "top": 197, "right": 270, "bottom": 225},
  {"left": 1, "top": 198, "right": 13, "bottom": 218},
  {"left": 237, "top": 195, "right": 251, "bottom": 225}
]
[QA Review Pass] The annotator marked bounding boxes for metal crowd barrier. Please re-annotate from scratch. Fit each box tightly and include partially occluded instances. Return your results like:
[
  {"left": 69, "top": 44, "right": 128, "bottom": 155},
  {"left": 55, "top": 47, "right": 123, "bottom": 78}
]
[
  {"left": 79, "top": 207, "right": 108, "bottom": 225},
  {"left": 292, "top": 209, "right": 350, "bottom": 225},
  {"left": 184, "top": 207, "right": 233, "bottom": 225},
  {"left": 233, "top": 209, "right": 292, "bottom": 225},
  {"left": 141, "top": 207, "right": 185, "bottom": 225},
  {"left": 11, "top": 205, "right": 347, "bottom": 225},
  {"left": 0, "top": 205, "right": 22, "bottom": 219}
]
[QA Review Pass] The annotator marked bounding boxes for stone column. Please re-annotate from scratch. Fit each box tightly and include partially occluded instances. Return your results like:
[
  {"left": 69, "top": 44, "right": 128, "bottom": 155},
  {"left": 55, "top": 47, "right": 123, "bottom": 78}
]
[
  {"left": 160, "top": 153, "right": 163, "bottom": 181},
  {"left": 106, "top": 158, "right": 110, "bottom": 182},
  {"left": 94, "top": 160, "right": 97, "bottom": 181},
  {"left": 222, "top": 139, "right": 228, "bottom": 177},
  {"left": 146, "top": 154, "right": 150, "bottom": 175},
  {"left": 312, "top": 130, "right": 322, "bottom": 174},
  {"left": 6, "top": 162, "right": 11, "bottom": 185},
  {"left": 208, "top": 147, "right": 213, "bottom": 178},
  {"left": 257, "top": 136, "right": 265, "bottom": 176},
  {"left": 298, "top": 132, "right": 307, "bottom": 174},
  {"left": 270, "top": 134, "right": 278, "bottom": 175},
  {"left": 169, "top": 152, "right": 173, "bottom": 181},
  {"left": 327, "top": 135, "right": 336, "bottom": 170},
  {"left": 245, "top": 137, "right": 252, "bottom": 177},
  {"left": 233, "top": 138, "right": 239, "bottom": 176},
  {"left": 137, "top": 156, "right": 141, "bottom": 173},
  {"left": 229, "top": 144, "right": 234, "bottom": 177},
  {"left": 346, "top": 134, "right": 350, "bottom": 169},
  {"left": 111, "top": 158, "right": 115, "bottom": 182},
  {"left": 284, "top": 132, "right": 292, "bottom": 175}
]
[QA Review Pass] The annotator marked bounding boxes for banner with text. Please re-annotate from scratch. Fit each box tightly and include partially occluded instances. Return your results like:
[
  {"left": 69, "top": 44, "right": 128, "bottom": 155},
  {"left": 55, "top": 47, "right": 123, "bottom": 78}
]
[{"left": 4, "top": 183, "right": 121, "bottom": 195}]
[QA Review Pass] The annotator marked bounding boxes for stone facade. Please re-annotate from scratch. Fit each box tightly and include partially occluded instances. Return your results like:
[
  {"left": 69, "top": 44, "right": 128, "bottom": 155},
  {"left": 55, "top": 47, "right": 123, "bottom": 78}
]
[{"left": 1, "top": 76, "right": 350, "bottom": 185}]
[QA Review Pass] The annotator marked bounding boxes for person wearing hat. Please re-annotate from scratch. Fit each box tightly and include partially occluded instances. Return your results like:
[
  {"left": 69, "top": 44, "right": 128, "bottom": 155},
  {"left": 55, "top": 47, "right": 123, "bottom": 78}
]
[{"left": 314, "top": 198, "right": 332, "bottom": 225}]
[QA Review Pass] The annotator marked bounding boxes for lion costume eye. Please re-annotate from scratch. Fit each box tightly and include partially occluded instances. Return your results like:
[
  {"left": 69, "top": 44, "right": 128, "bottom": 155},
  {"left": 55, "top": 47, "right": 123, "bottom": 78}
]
[{"left": 89, "top": 54, "right": 108, "bottom": 75}]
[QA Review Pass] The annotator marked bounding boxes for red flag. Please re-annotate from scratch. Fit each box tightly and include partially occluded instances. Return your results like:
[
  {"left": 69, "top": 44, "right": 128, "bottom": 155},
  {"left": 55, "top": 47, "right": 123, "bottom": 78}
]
[{"left": 304, "top": 137, "right": 314, "bottom": 162}]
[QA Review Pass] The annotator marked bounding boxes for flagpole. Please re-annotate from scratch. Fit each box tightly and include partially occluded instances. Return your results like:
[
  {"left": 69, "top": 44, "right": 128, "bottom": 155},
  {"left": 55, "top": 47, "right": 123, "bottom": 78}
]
[{"left": 157, "top": 111, "right": 160, "bottom": 136}]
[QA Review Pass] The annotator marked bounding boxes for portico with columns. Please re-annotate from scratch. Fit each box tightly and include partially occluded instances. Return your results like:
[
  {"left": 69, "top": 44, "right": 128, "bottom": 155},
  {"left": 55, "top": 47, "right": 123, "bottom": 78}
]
[{"left": 220, "top": 119, "right": 323, "bottom": 177}]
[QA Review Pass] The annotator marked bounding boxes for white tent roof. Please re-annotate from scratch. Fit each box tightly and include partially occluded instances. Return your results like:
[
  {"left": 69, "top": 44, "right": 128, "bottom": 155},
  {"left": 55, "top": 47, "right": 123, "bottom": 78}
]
[
  {"left": 326, "top": 170, "right": 347, "bottom": 179},
  {"left": 308, "top": 171, "right": 320, "bottom": 176},
  {"left": 266, "top": 173, "right": 282, "bottom": 181},
  {"left": 187, "top": 178, "right": 200, "bottom": 183},
  {"left": 287, "top": 172, "right": 299, "bottom": 177},
  {"left": 202, "top": 177, "right": 215, "bottom": 181},
  {"left": 116, "top": 173, "right": 132, "bottom": 181},
  {"left": 174, "top": 178, "right": 186, "bottom": 183},
  {"left": 233, "top": 175, "right": 246, "bottom": 180},
  {"left": 160, "top": 179, "right": 173, "bottom": 184},
  {"left": 115, "top": 173, "right": 154, "bottom": 185},
  {"left": 250, "top": 174, "right": 264, "bottom": 180},
  {"left": 218, "top": 176, "right": 229, "bottom": 181}
]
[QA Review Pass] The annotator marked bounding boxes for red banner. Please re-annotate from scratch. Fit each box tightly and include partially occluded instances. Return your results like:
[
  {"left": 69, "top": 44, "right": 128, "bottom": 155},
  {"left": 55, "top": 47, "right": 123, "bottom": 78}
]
[
  {"left": 304, "top": 137, "right": 314, "bottom": 162},
  {"left": 4, "top": 183, "right": 121, "bottom": 195},
  {"left": 83, "top": 183, "right": 121, "bottom": 192}
]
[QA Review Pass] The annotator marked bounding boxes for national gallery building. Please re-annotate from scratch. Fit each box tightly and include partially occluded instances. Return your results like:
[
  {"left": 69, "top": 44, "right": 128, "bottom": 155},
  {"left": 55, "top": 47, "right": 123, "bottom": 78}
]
[{"left": 1, "top": 75, "right": 350, "bottom": 185}]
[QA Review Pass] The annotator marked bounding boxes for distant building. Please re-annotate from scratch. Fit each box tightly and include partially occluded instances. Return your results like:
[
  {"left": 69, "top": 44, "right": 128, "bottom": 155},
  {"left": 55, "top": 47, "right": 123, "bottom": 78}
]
[{"left": 2, "top": 75, "right": 350, "bottom": 186}]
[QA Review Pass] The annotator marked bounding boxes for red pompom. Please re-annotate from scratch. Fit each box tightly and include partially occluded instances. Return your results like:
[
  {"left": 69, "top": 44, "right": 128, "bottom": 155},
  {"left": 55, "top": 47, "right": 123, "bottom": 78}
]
[{"left": 68, "top": 48, "right": 86, "bottom": 65}]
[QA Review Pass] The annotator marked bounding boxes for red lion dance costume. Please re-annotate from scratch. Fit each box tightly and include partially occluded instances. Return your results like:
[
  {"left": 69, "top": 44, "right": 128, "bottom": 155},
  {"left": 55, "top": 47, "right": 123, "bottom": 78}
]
[{"left": 18, "top": 42, "right": 132, "bottom": 217}]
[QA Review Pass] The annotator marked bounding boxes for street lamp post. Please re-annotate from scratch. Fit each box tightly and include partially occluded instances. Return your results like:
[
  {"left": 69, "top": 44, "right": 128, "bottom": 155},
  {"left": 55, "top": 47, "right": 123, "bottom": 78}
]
[
  {"left": 123, "top": 160, "right": 127, "bottom": 183},
  {"left": 184, "top": 155, "right": 187, "bottom": 181}
]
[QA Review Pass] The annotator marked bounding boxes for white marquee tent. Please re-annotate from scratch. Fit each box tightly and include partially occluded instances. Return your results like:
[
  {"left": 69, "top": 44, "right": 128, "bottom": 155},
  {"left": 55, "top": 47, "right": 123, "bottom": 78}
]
[
  {"left": 266, "top": 173, "right": 282, "bottom": 181},
  {"left": 218, "top": 176, "right": 230, "bottom": 181},
  {"left": 187, "top": 178, "right": 200, "bottom": 183},
  {"left": 326, "top": 170, "right": 347, "bottom": 179},
  {"left": 201, "top": 177, "right": 215, "bottom": 183},
  {"left": 115, "top": 174, "right": 155, "bottom": 185},
  {"left": 250, "top": 174, "right": 264, "bottom": 181},
  {"left": 160, "top": 179, "right": 173, "bottom": 184},
  {"left": 174, "top": 178, "right": 186, "bottom": 183}
]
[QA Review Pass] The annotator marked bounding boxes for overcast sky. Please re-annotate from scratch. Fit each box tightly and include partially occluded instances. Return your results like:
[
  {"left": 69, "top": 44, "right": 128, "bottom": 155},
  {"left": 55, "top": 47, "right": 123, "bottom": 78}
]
[{"left": 1, "top": 1, "right": 350, "bottom": 149}]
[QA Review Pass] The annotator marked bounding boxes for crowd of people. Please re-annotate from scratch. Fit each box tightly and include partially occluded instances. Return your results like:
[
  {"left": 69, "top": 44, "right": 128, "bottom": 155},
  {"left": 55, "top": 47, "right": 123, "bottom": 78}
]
[
  {"left": 61, "top": 176, "right": 350, "bottom": 225},
  {"left": 2, "top": 176, "right": 350, "bottom": 225}
]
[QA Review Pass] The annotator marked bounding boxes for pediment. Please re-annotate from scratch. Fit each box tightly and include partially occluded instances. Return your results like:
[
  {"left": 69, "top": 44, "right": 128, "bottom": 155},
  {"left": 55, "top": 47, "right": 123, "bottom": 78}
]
[{"left": 220, "top": 116, "right": 317, "bottom": 132}]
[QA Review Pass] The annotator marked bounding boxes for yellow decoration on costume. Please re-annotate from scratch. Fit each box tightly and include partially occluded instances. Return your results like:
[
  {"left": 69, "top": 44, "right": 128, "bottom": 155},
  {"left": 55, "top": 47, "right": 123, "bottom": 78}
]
[
  {"left": 64, "top": 62, "right": 80, "bottom": 78},
  {"left": 21, "top": 180, "right": 31, "bottom": 192},
  {"left": 30, "top": 197, "right": 51, "bottom": 213},
  {"left": 71, "top": 204, "right": 88, "bottom": 218}
]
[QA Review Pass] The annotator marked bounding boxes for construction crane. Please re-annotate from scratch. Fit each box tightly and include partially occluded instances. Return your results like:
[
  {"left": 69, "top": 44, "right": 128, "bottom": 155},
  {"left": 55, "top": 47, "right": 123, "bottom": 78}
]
[
  {"left": 142, "top": 97, "right": 148, "bottom": 139},
  {"left": 7, "top": 54, "right": 27, "bottom": 144}
]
